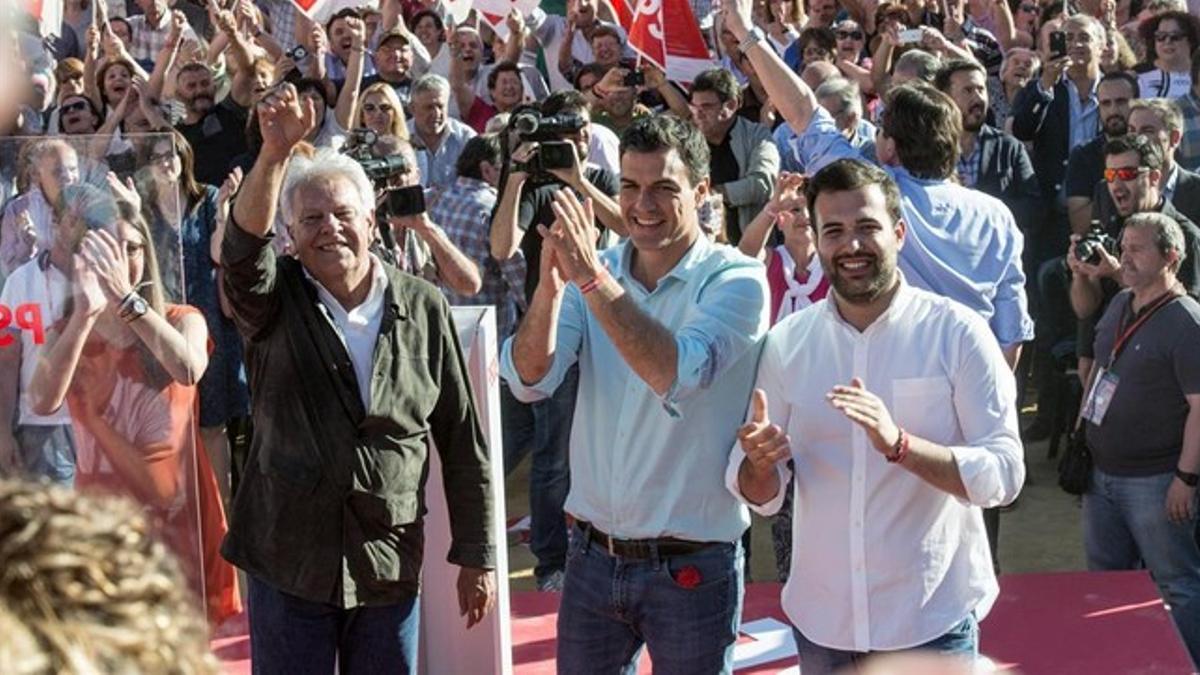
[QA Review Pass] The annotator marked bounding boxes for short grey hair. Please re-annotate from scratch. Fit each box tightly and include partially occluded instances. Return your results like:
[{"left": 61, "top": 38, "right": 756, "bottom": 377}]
[
  {"left": 1063, "top": 14, "right": 1106, "bottom": 45},
  {"left": 815, "top": 77, "right": 863, "bottom": 118},
  {"left": 894, "top": 49, "right": 941, "bottom": 83},
  {"left": 280, "top": 148, "right": 375, "bottom": 227},
  {"left": 411, "top": 73, "right": 450, "bottom": 100},
  {"left": 1124, "top": 212, "right": 1187, "bottom": 272}
]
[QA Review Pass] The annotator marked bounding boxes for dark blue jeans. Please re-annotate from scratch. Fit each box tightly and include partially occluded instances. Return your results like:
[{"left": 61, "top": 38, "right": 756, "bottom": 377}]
[
  {"left": 500, "top": 364, "right": 579, "bottom": 581},
  {"left": 247, "top": 576, "right": 419, "bottom": 675},
  {"left": 791, "top": 612, "right": 979, "bottom": 675},
  {"left": 556, "top": 524, "right": 745, "bottom": 674},
  {"left": 1084, "top": 467, "right": 1200, "bottom": 662}
]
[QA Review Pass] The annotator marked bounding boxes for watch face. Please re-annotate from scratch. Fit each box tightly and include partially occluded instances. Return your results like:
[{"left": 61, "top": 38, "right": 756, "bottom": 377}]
[{"left": 132, "top": 296, "right": 148, "bottom": 316}]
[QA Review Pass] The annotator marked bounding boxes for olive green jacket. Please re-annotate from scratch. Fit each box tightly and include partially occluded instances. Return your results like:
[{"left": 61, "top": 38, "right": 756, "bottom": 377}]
[{"left": 219, "top": 216, "right": 494, "bottom": 608}]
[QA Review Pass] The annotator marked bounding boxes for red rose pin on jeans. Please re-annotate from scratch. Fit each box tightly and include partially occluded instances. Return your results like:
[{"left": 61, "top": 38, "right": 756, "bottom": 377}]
[{"left": 673, "top": 565, "right": 702, "bottom": 589}]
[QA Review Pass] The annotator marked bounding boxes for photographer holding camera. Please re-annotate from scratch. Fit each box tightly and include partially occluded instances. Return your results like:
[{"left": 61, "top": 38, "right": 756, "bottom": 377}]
[
  {"left": 1068, "top": 133, "right": 1200, "bottom": 381},
  {"left": 356, "top": 133, "right": 481, "bottom": 297},
  {"left": 488, "top": 90, "right": 622, "bottom": 592}
]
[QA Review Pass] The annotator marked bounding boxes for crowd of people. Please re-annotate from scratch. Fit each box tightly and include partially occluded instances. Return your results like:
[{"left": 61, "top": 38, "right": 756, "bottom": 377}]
[{"left": 0, "top": 0, "right": 1199, "bottom": 671}]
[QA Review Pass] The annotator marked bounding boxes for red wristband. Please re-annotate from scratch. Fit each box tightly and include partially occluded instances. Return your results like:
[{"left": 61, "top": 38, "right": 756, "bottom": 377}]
[
  {"left": 886, "top": 428, "right": 910, "bottom": 464},
  {"left": 579, "top": 268, "right": 609, "bottom": 295}
]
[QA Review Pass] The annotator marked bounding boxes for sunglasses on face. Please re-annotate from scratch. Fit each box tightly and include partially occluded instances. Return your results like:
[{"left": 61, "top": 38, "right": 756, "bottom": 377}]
[
  {"left": 1019, "top": 3, "right": 1037, "bottom": 11},
  {"left": 836, "top": 30, "right": 864, "bottom": 40},
  {"left": 362, "top": 103, "right": 394, "bottom": 114},
  {"left": 1156, "top": 32, "right": 1186, "bottom": 43},
  {"left": 1104, "top": 166, "right": 1148, "bottom": 182},
  {"left": 60, "top": 100, "right": 89, "bottom": 114},
  {"left": 149, "top": 150, "right": 176, "bottom": 163}
]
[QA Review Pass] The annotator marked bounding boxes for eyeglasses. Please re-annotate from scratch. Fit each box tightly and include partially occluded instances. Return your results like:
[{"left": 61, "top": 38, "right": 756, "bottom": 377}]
[
  {"left": 60, "top": 100, "right": 89, "bottom": 114},
  {"left": 836, "top": 30, "right": 864, "bottom": 40},
  {"left": 362, "top": 103, "right": 394, "bottom": 114},
  {"left": 1103, "top": 166, "right": 1148, "bottom": 182},
  {"left": 1155, "top": 32, "right": 1187, "bottom": 43},
  {"left": 1019, "top": 3, "right": 1038, "bottom": 11},
  {"left": 149, "top": 150, "right": 176, "bottom": 163}
]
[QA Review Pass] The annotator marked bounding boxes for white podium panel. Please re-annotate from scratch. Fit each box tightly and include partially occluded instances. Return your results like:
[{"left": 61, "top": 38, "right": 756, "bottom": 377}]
[{"left": 420, "top": 306, "right": 512, "bottom": 675}]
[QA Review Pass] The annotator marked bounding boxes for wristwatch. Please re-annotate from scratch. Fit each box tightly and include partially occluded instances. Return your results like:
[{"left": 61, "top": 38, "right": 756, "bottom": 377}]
[
  {"left": 118, "top": 291, "right": 149, "bottom": 323},
  {"left": 738, "top": 27, "right": 765, "bottom": 54},
  {"left": 1177, "top": 469, "right": 1200, "bottom": 487}
]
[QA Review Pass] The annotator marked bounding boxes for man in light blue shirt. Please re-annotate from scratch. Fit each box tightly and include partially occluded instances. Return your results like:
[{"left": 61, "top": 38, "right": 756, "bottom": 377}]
[
  {"left": 728, "top": 4, "right": 1032, "bottom": 364},
  {"left": 724, "top": 0, "right": 1030, "bottom": 584},
  {"left": 500, "top": 115, "right": 768, "bottom": 673},
  {"left": 408, "top": 74, "right": 476, "bottom": 197}
]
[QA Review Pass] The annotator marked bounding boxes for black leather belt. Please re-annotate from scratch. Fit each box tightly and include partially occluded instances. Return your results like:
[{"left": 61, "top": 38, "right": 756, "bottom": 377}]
[{"left": 576, "top": 521, "right": 719, "bottom": 559}]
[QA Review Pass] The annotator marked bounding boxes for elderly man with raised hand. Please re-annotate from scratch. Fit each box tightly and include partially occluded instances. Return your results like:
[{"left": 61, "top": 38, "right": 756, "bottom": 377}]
[{"left": 219, "top": 83, "right": 496, "bottom": 675}]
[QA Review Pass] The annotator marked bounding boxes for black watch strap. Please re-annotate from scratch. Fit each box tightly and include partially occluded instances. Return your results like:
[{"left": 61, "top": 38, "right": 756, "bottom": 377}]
[{"left": 1177, "top": 469, "right": 1200, "bottom": 487}]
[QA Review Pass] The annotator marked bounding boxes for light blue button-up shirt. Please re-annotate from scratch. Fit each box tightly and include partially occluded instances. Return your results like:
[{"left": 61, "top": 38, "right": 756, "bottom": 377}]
[
  {"left": 1065, "top": 78, "right": 1100, "bottom": 151},
  {"left": 500, "top": 236, "right": 769, "bottom": 542},
  {"left": 792, "top": 108, "right": 1035, "bottom": 347}
]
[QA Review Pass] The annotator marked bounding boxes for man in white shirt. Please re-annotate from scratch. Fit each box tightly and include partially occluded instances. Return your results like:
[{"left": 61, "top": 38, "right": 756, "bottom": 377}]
[{"left": 726, "top": 159, "right": 1024, "bottom": 673}]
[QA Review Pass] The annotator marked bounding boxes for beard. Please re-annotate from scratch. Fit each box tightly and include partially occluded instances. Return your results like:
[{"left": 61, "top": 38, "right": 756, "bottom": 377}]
[
  {"left": 963, "top": 105, "right": 986, "bottom": 132},
  {"left": 1103, "top": 116, "right": 1127, "bottom": 137},
  {"left": 821, "top": 250, "right": 898, "bottom": 305}
]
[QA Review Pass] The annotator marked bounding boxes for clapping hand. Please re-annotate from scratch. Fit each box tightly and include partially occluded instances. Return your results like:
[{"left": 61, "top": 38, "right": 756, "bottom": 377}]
[
  {"left": 538, "top": 189, "right": 601, "bottom": 286},
  {"left": 827, "top": 378, "right": 900, "bottom": 456},
  {"left": 79, "top": 229, "right": 134, "bottom": 304}
]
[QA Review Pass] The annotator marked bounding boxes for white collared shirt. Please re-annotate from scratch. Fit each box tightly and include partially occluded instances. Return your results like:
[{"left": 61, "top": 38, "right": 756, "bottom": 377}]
[
  {"left": 304, "top": 256, "right": 389, "bottom": 408},
  {"left": 725, "top": 279, "right": 1024, "bottom": 651}
]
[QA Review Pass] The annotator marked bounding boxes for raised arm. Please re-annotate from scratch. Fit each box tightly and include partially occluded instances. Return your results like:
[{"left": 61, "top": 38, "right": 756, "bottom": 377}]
[
  {"left": 542, "top": 189, "right": 766, "bottom": 401},
  {"left": 721, "top": 0, "right": 820, "bottom": 134},
  {"left": 335, "top": 15, "right": 367, "bottom": 131},
  {"left": 738, "top": 172, "right": 806, "bottom": 260},
  {"left": 232, "top": 84, "right": 317, "bottom": 237}
]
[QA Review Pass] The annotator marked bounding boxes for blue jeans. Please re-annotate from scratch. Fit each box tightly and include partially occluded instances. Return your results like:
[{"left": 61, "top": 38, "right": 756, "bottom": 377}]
[
  {"left": 556, "top": 524, "right": 745, "bottom": 674},
  {"left": 500, "top": 364, "right": 579, "bottom": 581},
  {"left": 1084, "top": 467, "right": 1200, "bottom": 662},
  {"left": 791, "top": 612, "right": 979, "bottom": 674},
  {"left": 247, "top": 576, "right": 419, "bottom": 675},
  {"left": 14, "top": 424, "right": 76, "bottom": 486}
]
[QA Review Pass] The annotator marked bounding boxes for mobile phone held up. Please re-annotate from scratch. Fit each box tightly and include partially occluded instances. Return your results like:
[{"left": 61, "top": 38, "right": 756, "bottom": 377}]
[
  {"left": 898, "top": 28, "right": 923, "bottom": 45},
  {"left": 1050, "top": 31, "right": 1068, "bottom": 59}
]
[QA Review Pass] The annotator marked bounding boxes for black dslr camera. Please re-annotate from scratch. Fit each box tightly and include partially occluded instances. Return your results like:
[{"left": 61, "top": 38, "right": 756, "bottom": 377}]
[
  {"left": 1074, "top": 224, "right": 1118, "bottom": 265},
  {"left": 342, "top": 128, "right": 426, "bottom": 218},
  {"left": 509, "top": 110, "right": 586, "bottom": 177}
]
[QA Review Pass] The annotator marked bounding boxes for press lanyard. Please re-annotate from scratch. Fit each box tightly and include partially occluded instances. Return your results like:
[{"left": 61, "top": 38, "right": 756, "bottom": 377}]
[{"left": 1108, "top": 289, "right": 1180, "bottom": 367}]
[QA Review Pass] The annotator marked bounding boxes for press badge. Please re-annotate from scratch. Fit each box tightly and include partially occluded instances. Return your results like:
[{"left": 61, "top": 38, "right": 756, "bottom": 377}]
[{"left": 1082, "top": 367, "right": 1120, "bottom": 425}]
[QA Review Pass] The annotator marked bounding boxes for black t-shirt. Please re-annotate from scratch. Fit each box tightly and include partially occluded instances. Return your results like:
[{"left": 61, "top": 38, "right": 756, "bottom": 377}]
[
  {"left": 516, "top": 166, "right": 620, "bottom": 301},
  {"left": 176, "top": 99, "right": 249, "bottom": 187},
  {"left": 709, "top": 129, "right": 741, "bottom": 244},
  {"left": 361, "top": 74, "right": 414, "bottom": 113}
]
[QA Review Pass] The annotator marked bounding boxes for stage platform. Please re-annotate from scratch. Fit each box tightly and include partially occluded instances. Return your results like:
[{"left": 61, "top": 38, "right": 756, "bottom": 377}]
[{"left": 216, "top": 570, "right": 1195, "bottom": 673}]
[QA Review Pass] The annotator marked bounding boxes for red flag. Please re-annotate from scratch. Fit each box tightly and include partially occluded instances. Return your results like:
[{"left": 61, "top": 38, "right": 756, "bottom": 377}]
[
  {"left": 627, "top": 0, "right": 666, "bottom": 70},
  {"left": 603, "top": 0, "right": 634, "bottom": 30},
  {"left": 628, "top": 0, "right": 714, "bottom": 83}
]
